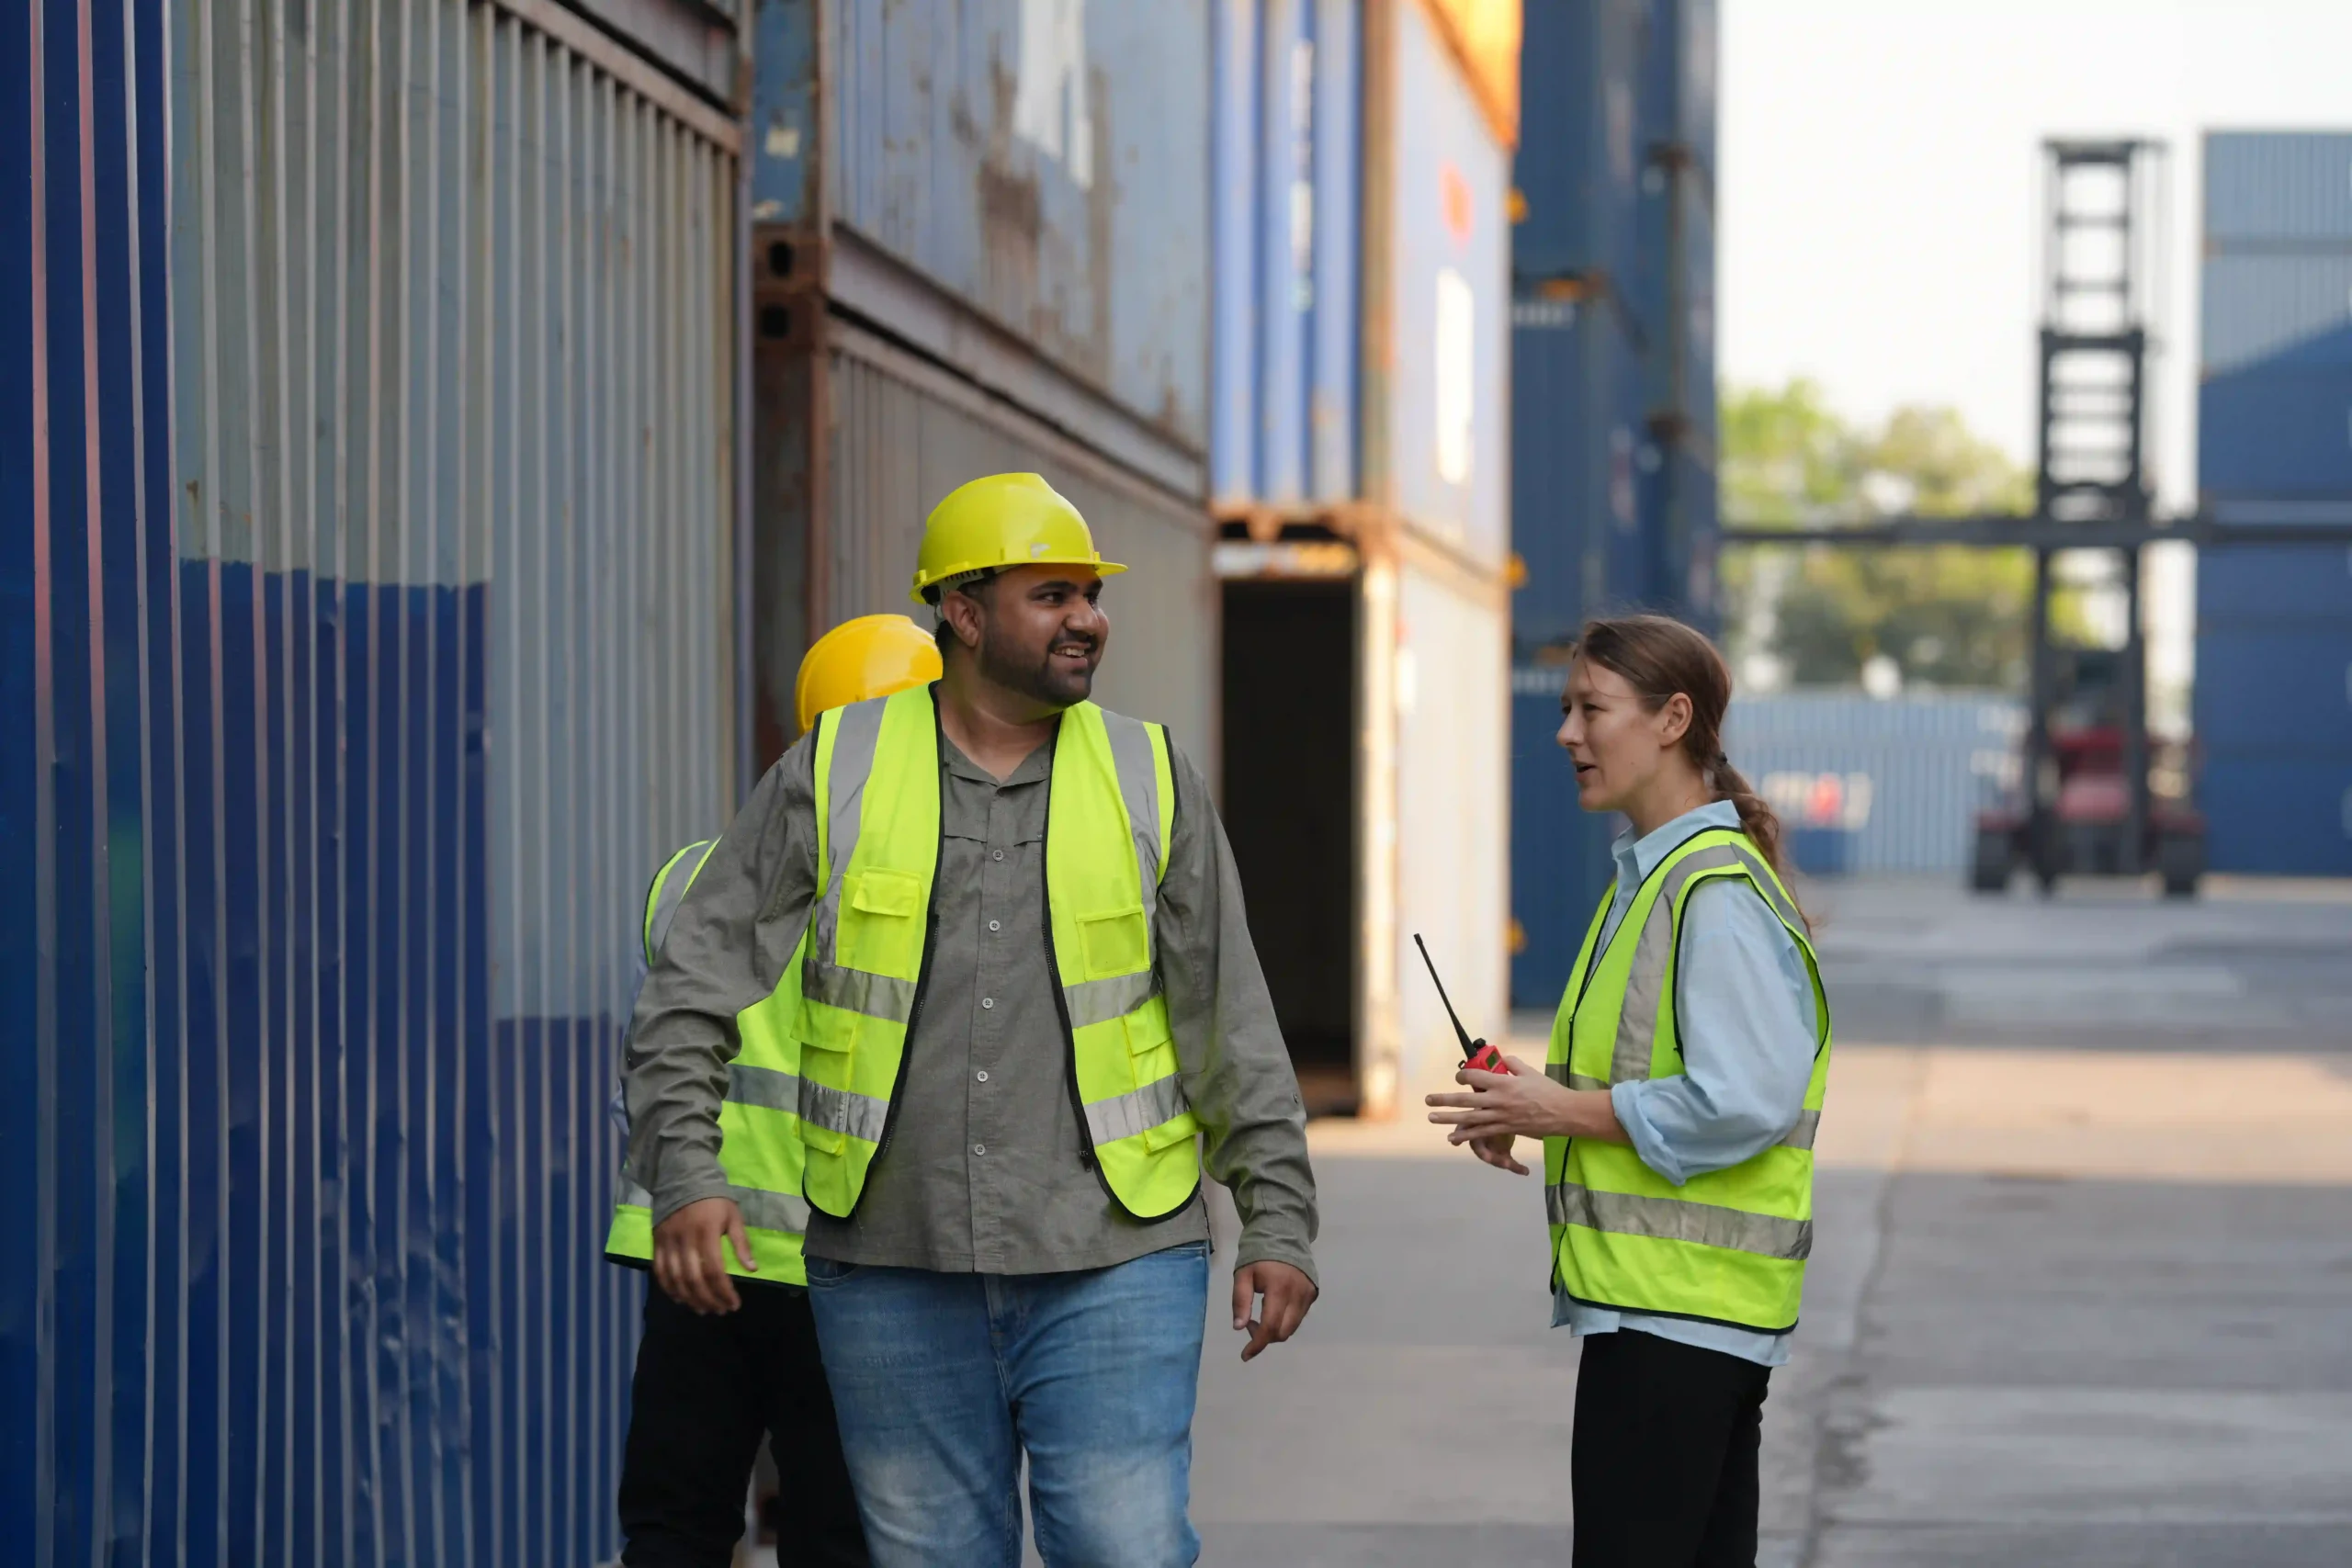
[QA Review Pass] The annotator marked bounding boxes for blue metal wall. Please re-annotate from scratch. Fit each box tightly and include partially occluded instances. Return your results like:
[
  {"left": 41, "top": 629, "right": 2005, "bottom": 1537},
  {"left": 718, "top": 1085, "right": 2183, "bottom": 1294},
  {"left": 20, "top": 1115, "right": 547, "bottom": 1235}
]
[
  {"left": 1210, "top": 0, "right": 1363, "bottom": 507},
  {"left": 2196, "top": 131, "right": 2352, "bottom": 874},
  {"left": 5, "top": 1, "right": 743, "bottom": 1561}
]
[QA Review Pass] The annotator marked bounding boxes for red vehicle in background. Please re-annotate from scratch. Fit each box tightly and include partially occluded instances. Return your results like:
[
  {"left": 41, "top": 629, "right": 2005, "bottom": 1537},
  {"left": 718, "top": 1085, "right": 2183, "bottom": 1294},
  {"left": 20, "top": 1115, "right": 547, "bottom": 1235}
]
[{"left": 1972, "top": 648, "right": 2205, "bottom": 897}]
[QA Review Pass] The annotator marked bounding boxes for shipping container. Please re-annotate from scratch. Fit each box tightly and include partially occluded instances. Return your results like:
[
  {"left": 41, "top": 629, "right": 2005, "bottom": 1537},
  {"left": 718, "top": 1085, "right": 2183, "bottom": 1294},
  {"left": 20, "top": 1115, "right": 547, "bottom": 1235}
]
[
  {"left": 2199, "top": 543, "right": 2352, "bottom": 623},
  {"left": 1510, "top": 0, "right": 1645, "bottom": 292},
  {"left": 1639, "top": 0, "right": 1716, "bottom": 176},
  {"left": 2204, "top": 130, "right": 2352, "bottom": 248},
  {"left": 1720, "top": 693, "right": 2026, "bottom": 874},
  {"left": 1363, "top": 0, "right": 1514, "bottom": 564},
  {"left": 2191, "top": 626, "right": 2352, "bottom": 754},
  {"left": 753, "top": 0, "right": 1212, "bottom": 458},
  {"left": 1208, "top": 0, "right": 1363, "bottom": 509},
  {"left": 1509, "top": 671, "right": 1612, "bottom": 1009},
  {"left": 2198, "top": 360, "right": 2352, "bottom": 497},
  {"left": 1392, "top": 553, "right": 1511, "bottom": 1089},
  {"left": 2199, "top": 751, "right": 2352, "bottom": 875},
  {"left": 2200, "top": 252, "right": 2352, "bottom": 377},
  {"left": 6, "top": 0, "right": 746, "bottom": 1562}
]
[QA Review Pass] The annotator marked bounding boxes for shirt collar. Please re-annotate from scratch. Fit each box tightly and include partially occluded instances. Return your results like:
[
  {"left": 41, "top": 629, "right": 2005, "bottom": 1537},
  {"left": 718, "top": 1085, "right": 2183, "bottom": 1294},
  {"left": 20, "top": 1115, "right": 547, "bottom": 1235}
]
[
  {"left": 939, "top": 725, "right": 1058, "bottom": 787},
  {"left": 1611, "top": 798, "right": 1742, "bottom": 890}
]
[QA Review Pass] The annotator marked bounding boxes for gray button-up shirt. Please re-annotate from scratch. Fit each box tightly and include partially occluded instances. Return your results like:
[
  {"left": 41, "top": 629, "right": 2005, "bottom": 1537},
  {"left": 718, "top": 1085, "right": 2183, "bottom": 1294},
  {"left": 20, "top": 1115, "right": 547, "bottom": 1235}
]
[{"left": 623, "top": 708, "right": 1318, "bottom": 1283}]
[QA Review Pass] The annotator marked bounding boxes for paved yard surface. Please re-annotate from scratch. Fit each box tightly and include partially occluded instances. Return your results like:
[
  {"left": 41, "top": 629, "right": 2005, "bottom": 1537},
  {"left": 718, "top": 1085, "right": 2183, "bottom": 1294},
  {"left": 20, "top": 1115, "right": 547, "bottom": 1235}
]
[{"left": 1193, "top": 877, "right": 2352, "bottom": 1566}]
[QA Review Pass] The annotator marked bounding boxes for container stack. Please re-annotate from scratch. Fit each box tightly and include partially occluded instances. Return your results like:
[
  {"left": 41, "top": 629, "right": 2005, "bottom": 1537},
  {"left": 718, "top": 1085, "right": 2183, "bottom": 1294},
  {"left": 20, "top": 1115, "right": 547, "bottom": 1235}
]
[
  {"left": 2195, "top": 132, "right": 2352, "bottom": 874},
  {"left": 1508, "top": 0, "right": 1719, "bottom": 1006},
  {"left": 748, "top": 0, "right": 1221, "bottom": 772},
  {"left": 1209, "top": 0, "right": 1519, "bottom": 1114}
]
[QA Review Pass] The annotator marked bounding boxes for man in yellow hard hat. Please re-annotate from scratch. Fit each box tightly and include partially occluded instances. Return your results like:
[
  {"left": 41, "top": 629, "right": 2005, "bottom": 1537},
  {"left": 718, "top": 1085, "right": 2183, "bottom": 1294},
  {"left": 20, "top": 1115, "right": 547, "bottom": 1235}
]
[
  {"left": 603, "top": 615, "right": 934, "bottom": 1568},
  {"left": 625, "top": 474, "right": 1321, "bottom": 1566}
]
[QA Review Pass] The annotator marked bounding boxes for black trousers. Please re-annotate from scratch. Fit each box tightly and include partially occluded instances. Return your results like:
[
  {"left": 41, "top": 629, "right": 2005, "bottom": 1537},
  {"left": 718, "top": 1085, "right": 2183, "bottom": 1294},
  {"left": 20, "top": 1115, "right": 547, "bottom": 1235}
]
[
  {"left": 618, "top": 1278, "right": 869, "bottom": 1568},
  {"left": 1570, "top": 1327, "right": 1771, "bottom": 1568}
]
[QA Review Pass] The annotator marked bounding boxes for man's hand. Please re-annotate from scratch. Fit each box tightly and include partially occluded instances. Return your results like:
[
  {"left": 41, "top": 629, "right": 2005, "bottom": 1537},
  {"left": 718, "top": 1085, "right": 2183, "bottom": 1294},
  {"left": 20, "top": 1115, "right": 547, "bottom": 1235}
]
[
  {"left": 1231, "top": 1259, "right": 1317, "bottom": 1362},
  {"left": 652, "top": 1195, "right": 753, "bottom": 1314},
  {"left": 1468, "top": 1132, "right": 1530, "bottom": 1176}
]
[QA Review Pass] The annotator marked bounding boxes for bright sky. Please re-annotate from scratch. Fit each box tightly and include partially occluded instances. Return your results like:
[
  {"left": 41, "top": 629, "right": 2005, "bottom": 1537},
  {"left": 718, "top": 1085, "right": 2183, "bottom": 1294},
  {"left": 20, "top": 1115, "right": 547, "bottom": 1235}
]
[{"left": 1720, "top": 0, "right": 2352, "bottom": 698}]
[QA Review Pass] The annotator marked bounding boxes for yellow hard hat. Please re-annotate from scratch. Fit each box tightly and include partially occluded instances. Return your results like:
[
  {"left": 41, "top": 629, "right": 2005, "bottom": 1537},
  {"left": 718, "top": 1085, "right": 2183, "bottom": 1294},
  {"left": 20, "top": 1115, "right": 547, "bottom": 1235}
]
[
  {"left": 794, "top": 614, "right": 944, "bottom": 734},
  {"left": 908, "top": 472, "right": 1126, "bottom": 605}
]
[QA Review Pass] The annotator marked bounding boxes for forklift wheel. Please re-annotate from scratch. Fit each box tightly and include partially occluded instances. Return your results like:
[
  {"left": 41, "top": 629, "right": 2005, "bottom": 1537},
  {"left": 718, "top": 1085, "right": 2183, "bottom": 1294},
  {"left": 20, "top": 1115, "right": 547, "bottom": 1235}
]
[
  {"left": 2157, "top": 832, "right": 2203, "bottom": 899},
  {"left": 1970, "top": 829, "right": 2012, "bottom": 894}
]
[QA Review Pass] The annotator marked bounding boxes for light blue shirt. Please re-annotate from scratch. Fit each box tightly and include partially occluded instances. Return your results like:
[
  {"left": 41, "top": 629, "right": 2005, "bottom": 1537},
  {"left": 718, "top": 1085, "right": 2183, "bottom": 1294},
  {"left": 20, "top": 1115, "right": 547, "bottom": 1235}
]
[{"left": 1551, "top": 800, "right": 1822, "bottom": 1368}]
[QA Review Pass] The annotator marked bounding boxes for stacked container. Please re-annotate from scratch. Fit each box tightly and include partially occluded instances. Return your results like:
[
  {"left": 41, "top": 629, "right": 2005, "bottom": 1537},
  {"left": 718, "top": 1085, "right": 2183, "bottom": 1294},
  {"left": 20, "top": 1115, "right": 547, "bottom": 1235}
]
[
  {"left": 748, "top": 0, "right": 1220, "bottom": 772},
  {"left": 1210, "top": 0, "right": 1518, "bottom": 1115},
  {"left": 6, "top": 0, "right": 750, "bottom": 1559},
  {"left": 2195, "top": 132, "right": 2352, "bottom": 874},
  {"left": 1508, "top": 0, "right": 1718, "bottom": 1007}
]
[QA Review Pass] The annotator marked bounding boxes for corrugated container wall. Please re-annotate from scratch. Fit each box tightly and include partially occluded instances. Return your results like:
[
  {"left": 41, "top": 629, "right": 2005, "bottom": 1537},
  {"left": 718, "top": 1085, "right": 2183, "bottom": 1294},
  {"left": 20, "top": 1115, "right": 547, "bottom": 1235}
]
[
  {"left": 1209, "top": 0, "right": 1363, "bottom": 509},
  {"left": 2196, "top": 131, "right": 2352, "bottom": 874},
  {"left": 814, "top": 0, "right": 1210, "bottom": 451},
  {"left": 5, "top": 0, "right": 744, "bottom": 1561}
]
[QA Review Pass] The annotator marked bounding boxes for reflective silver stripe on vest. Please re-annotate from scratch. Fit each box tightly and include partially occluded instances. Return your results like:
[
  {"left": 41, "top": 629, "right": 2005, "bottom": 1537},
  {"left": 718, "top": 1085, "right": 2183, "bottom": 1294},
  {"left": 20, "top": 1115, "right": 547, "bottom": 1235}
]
[
  {"left": 615, "top": 1179, "right": 809, "bottom": 1235},
  {"left": 1611, "top": 844, "right": 1756, "bottom": 1085},
  {"left": 1083, "top": 1074, "right": 1193, "bottom": 1146},
  {"left": 1781, "top": 1108, "right": 1820, "bottom": 1151},
  {"left": 1057, "top": 710, "right": 1171, "bottom": 1031},
  {"left": 726, "top": 1063, "right": 802, "bottom": 1114},
  {"left": 1545, "top": 1180, "right": 1813, "bottom": 1261},
  {"left": 798, "top": 1077, "right": 893, "bottom": 1146},
  {"left": 1723, "top": 841, "right": 1807, "bottom": 939},
  {"left": 1546, "top": 1061, "right": 1610, "bottom": 1091},
  {"left": 646, "top": 840, "right": 717, "bottom": 963},
  {"left": 1066, "top": 969, "right": 1161, "bottom": 1031},
  {"left": 735, "top": 1188, "right": 813, "bottom": 1235},
  {"left": 802, "top": 699, "right": 922, "bottom": 1023}
]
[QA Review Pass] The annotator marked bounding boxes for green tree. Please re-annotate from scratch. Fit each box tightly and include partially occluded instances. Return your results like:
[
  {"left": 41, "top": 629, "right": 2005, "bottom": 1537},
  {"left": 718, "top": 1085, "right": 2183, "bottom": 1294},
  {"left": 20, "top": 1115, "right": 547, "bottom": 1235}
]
[{"left": 1720, "top": 380, "right": 2057, "bottom": 691}]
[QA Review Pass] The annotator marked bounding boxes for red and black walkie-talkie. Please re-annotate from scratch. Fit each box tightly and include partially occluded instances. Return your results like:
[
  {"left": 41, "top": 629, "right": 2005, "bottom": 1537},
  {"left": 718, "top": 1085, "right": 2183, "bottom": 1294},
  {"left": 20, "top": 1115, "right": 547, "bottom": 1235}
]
[{"left": 1412, "top": 933, "right": 1514, "bottom": 1075}]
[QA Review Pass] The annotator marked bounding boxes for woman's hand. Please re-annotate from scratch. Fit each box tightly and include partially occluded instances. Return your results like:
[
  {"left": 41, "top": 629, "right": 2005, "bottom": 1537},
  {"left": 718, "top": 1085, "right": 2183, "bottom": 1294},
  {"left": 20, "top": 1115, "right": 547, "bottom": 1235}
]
[{"left": 1426, "top": 1055, "right": 1623, "bottom": 1167}]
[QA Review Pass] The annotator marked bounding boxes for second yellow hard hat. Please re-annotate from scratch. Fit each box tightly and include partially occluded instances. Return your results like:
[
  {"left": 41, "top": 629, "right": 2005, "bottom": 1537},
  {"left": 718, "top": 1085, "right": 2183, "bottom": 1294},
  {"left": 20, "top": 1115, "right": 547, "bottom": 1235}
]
[
  {"left": 908, "top": 472, "right": 1125, "bottom": 605},
  {"left": 794, "top": 614, "right": 944, "bottom": 735}
]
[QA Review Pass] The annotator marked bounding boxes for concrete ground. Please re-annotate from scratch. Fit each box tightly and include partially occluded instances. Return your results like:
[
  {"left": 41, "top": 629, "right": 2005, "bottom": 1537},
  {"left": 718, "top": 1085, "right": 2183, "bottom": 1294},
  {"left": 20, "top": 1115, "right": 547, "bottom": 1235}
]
[{"left": 1192, "top": 875, "right": 2352, "bottom": 1566}]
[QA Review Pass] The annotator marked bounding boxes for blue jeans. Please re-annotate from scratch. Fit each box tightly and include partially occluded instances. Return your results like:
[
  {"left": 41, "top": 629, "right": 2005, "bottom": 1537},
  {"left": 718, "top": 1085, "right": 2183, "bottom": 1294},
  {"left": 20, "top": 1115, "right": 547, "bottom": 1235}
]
[{"left": 803, "top": 1243, "right": 1209, "bottom": 1568}]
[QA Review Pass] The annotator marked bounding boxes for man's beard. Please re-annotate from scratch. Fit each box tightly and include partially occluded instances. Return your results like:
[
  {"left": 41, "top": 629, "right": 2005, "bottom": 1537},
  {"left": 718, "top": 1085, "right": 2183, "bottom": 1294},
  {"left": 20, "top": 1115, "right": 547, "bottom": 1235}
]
[{"left": 978, "top": 621, "right": 1097, "bottom": 706}]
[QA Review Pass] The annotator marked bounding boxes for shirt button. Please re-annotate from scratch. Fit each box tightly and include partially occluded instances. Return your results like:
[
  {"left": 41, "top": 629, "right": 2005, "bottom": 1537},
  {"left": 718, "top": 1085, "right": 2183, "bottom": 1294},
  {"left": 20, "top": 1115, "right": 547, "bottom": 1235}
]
[
  {"left": 976, "top": 1070, "right": 989, "bottom": 1082},
  {"left": 974, "top": 1144, "right": 987, "bottom": 1156},
  {"left": 981, "top": 997, "right": 995, "bottom": 1010},
  {"left": 992, "top": 849, "right": 1005, "bottom": 862},
  {"left": 988, "top": 919, "right": 1001, "bottom": 932}
]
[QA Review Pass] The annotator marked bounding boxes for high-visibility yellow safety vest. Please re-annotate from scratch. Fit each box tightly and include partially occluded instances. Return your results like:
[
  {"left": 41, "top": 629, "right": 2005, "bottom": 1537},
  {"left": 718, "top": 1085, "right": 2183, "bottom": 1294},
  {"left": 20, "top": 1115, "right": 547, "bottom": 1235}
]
[
  {"left": 1544, "top": 827, "right": 1831, "bottom": 1333},
  {"left": 604, "top": 838, "right": 816, "bottom": 1284},
  {"left": 795, "top": 684, "right": 1200, "bottom": 1220}
]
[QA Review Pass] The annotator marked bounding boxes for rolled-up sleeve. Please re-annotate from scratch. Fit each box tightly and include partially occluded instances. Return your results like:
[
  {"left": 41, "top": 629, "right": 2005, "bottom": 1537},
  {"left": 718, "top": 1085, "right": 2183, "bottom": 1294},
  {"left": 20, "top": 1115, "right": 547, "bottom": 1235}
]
[
  {"left": 1608, "top": 879, "right": 1819, "bottom": 1188},
  {"left": 1154, "top": 748, "right": 1320, "bottom": 1286},
  {"left": 624, "top": 736, "right": 821, "bottom": 1225}
]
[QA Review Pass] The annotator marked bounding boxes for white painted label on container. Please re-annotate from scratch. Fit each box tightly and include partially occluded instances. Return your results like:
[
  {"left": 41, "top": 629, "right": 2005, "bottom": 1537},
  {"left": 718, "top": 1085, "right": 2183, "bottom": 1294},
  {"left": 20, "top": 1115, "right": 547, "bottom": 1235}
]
[
  {"left": 1290, "top": 39, "right": 1315, "bottom": 310},
  {"left": 1015, "top": 0, "right": 1092, "bottom": 189},
  {"left": 1435, "top": 268, "right": 1475, "bottom": 487}
]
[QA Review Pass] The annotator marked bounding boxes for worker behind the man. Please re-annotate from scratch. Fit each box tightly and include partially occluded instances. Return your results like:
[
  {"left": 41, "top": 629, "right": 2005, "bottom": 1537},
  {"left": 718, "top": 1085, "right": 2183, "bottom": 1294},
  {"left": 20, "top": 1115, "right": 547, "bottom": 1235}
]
[
  {"left": 603, "top": 615, "right": 942, "bottom": 1568},
  {"left": 625, "top": 473, "right": 1320, "bottom": 1566}
]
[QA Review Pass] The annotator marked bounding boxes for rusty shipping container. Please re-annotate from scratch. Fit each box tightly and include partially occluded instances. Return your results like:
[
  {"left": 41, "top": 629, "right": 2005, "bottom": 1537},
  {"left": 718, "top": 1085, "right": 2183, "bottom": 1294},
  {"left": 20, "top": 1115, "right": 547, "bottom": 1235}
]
[
  {"left": 748, "top": 0, "right": 1218, "bottom": 775},
  {"left": 5, "top": 0, "right": 746, "bottom": 1561}
]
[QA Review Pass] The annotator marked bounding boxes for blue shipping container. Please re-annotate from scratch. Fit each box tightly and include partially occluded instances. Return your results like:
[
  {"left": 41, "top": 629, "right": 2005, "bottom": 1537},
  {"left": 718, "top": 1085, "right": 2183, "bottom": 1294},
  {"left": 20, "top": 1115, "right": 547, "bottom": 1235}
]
[
  {"left": 1510, "top": 671, "right": 1612, "bottom": 1009},
  {"left": 765, "top": 0, "right": 1213, "bottom": 450},
  {"left": 2198, "top": 544, "right": 2352, "bottom": 623},
  {"left": 1510, "top": 299, "right": 1645, "bottom": 648},
  {"left": 2205, "top": 131, "right": 2352, "bottom": 248},
  {"left": 2201, "top": 252, "right": 2352, "bottom": 378},
  {"left": 1372, "top": 0, "right": 1514, "bottom": 564},
  {"left": 2192, "top": 626, "right": 2352, "bottom": 753},
  {"left": 2199, "top": 751, "right": 2352, "bottom": 875},
  {"left": 1510, "top": 0, "right": 1645, "bottom": 289},
  {"left": 6, "top": 2, "right": 743, "bottom": 1561},
  {"left": 2199, "top": 361, "right": 2352, "bottom": 497},
  {"left": 1209, "top": 0, "right": 1363, "bottom": 507}
]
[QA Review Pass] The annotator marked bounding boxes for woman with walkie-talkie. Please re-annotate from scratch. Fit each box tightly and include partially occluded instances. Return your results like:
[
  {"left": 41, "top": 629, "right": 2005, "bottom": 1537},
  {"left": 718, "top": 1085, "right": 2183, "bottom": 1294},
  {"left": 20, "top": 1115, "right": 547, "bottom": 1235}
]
[{"left": 1425, "top": 615, "right": 1830, "bottom": 1568}]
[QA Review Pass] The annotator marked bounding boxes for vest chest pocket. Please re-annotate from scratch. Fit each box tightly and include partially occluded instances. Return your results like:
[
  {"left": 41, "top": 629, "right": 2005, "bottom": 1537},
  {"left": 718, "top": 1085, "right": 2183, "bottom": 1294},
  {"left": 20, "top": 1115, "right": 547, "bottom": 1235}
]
[
  {"left": 838, "top": 869, "right": 925, "bottom": 976},
  {"left": 1077, "top": 904, "right": 1151, "bottom": 979}
]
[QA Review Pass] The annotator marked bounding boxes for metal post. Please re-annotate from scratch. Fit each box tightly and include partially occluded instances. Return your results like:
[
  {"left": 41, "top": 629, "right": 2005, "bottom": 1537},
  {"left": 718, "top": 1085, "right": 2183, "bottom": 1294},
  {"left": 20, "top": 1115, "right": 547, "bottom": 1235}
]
[{"left": 2027, "top": 545, "right": 2057, "bottom": 890}]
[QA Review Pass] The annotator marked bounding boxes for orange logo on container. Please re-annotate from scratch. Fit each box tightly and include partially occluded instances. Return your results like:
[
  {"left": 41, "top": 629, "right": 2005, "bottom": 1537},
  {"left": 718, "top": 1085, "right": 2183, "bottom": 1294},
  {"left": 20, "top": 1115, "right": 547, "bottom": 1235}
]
[{"left": 1441, "top": 162, "right": 1474, "bottom": 248}]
